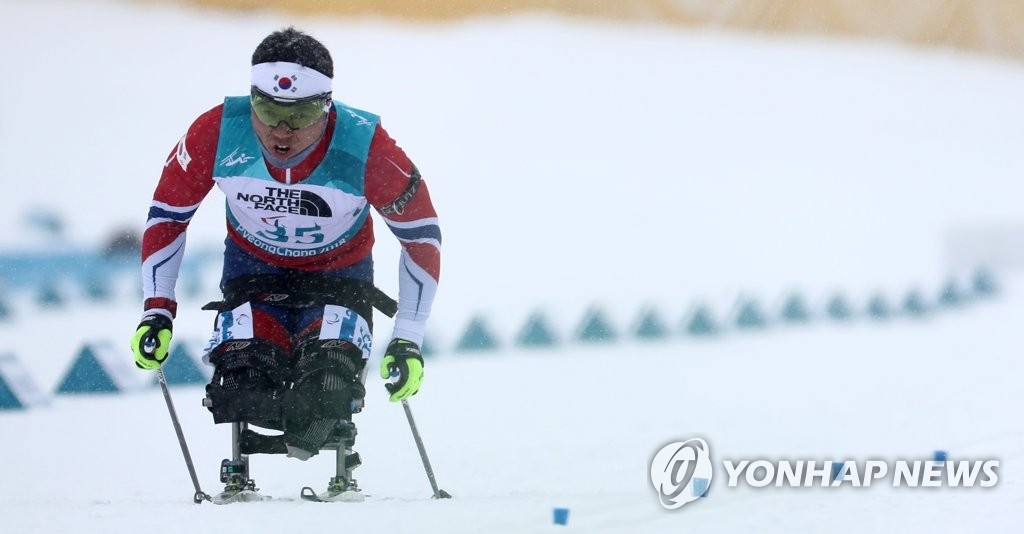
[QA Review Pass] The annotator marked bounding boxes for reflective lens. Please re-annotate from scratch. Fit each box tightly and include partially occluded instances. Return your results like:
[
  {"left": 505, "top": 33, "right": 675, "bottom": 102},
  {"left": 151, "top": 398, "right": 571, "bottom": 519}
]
[{"left": 250, "top": 89, "right": 328, "bottom": 130}]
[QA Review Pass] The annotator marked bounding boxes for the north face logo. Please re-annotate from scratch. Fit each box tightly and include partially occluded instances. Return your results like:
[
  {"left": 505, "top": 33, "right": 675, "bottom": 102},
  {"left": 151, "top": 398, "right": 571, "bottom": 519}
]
[
  {"left": 297, "top": 191, "right": 332, "bottom": 216},
  {"left": 237, "top": 187, "right": 333, "bottom": 217}
]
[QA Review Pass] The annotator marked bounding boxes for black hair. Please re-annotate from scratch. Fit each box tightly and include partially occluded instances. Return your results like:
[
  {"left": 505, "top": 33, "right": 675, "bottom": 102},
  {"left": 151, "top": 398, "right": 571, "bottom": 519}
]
[{"left": 251, "top": 27, "right": 333, "bottom": 79}]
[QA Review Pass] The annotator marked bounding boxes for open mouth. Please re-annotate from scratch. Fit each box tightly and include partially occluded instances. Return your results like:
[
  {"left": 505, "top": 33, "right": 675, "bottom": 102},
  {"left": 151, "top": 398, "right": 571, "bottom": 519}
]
[{"left": 274, "top": 145, "right": 290, "bottom": 154}]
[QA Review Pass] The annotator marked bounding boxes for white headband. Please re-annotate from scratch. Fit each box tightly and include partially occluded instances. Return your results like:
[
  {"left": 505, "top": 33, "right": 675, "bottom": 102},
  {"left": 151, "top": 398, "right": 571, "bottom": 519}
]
[{"left": 251, "top": 61, "right": 332, "bottom": 99}]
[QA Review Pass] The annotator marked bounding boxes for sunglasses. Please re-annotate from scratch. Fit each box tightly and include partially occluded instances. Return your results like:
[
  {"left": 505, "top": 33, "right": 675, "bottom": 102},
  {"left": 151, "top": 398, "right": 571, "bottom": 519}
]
[{"left": 250, "top": 88, "right": 329, "bottom": 130}]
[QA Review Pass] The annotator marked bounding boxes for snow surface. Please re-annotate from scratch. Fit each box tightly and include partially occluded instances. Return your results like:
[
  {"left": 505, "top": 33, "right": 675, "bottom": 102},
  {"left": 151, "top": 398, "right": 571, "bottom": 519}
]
[{"left": 1, "top": 0, "right": 1023, "bottom": 532}]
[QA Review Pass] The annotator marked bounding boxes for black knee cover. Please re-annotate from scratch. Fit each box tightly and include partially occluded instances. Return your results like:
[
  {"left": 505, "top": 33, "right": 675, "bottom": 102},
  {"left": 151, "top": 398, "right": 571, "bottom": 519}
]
[
  {"left": 205, "top": 339, "right": 290, "bottom": 425},
  {"left": 282, "top": 337, "right": 367, "bottom": 427}
]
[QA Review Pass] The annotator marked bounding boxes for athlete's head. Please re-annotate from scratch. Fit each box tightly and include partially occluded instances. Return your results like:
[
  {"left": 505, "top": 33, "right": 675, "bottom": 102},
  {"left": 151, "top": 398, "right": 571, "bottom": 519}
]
[
  {"left": 252, "top": 27, "right": 334, "bottom": 79},
  {"left": 249, "top": 27, "right": 333, "bottom": 162}
]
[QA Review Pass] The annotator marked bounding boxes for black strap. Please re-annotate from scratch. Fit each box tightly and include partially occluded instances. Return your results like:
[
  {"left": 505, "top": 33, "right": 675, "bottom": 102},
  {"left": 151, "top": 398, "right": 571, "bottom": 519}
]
[
  {"left": 378, "top": 163, "right": 421, "bottom": 216},
  {"left": 201, "top": 274, "right": 397, "bottom": 318}
]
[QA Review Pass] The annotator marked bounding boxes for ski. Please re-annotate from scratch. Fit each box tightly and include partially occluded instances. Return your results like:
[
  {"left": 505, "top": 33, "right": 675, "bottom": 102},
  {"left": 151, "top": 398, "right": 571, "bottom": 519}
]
[
  {"left": 300, "top": 486, "right": 366, "bottom": 503},
  {"left": 211, "top": 489, "right": 274, "bottom": 505},
  {"left": 210, "top": 457, "right": 270, "bottom": 504}
]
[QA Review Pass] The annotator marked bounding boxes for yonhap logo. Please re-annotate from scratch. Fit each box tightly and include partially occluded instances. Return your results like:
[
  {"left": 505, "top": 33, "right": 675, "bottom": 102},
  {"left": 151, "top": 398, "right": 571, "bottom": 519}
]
[
  {"left": 649, "top": 437, "right": 999, "bottom": 509},
  {"left": 649, "top": 438, "right": 713, "bottom": 509}
]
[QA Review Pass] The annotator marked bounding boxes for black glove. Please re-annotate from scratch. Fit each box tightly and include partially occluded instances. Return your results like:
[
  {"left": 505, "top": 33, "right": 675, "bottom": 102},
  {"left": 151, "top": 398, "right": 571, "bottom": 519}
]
[
  {"left": 131, "top": 314, "right": 174, "bottom": 370},
  {"left": 379, "top": 339, "right": 424, "bottom": 402}
]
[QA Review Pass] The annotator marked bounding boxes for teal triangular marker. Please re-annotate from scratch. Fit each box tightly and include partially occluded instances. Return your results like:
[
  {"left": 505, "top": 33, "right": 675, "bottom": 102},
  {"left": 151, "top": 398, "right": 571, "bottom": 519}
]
[
  {"left": 455, "top": 316, "right": 499, "bottom": 352},
  {"left": 779, "top": 293, "right": 811, "bottom": 323},
  {"left": 734, "top": 298, "right": 767, "bottom": 329},
  {"left": 866, "top": 293, "right": 891, "bottom": 320},
  {"left": 0, "top": 355, "right": 46, "bottom": 409},
  {"left": 37, "top": 284, "right": 63, "bottom": 308},
  {"left": 972, "top": 267, "right": 997, "bottom": 297},
  {"left": 57, "top": 347, "right": 119, "bottom": 394},
  {"left": 516, "top": 311, "right": 558, "bottom": 348},
  {"left": 633, "top": 307, "right": 668, "bottom": 340},
  {"left": 161, "top": 345, "right": 208, "bottom": 385},
  {"left": 938, "top": 280, "right": 963, "bottom": 307},
  {"left": 575, "top": 307, "right": 617, "bottom": 343},
  {"left": 0, "top": 377, "right": 23, "bottom": 409},
  {"left": 683, "top": 305, "right": 718, "bottom": 336},
  {"left": 826, "top": 294, "right": 854, "bottom": 321},
  {"left": 902, "top": 290, "right": 929, "bottom": 317}
]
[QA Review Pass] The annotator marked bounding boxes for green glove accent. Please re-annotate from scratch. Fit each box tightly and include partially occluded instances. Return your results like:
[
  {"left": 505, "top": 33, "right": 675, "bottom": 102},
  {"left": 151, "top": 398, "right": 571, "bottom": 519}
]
[
  {"left": 131, "top": 314, "right": 174, "bottom": 370},
  {"left": 380, "top": 339, "right": 424, "bottom": 402}
]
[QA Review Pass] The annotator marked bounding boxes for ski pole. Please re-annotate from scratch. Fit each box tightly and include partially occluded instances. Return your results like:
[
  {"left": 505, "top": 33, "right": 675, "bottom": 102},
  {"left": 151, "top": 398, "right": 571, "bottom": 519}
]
[
  {"left": 156, "top": 368, "right": 211, "bottom": 503},
  {"left": 149, "top": 339, "right": 211, "bottom": 505},
  {"left": 400, "top": 399, "right": 452, "bottom": 499}
]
